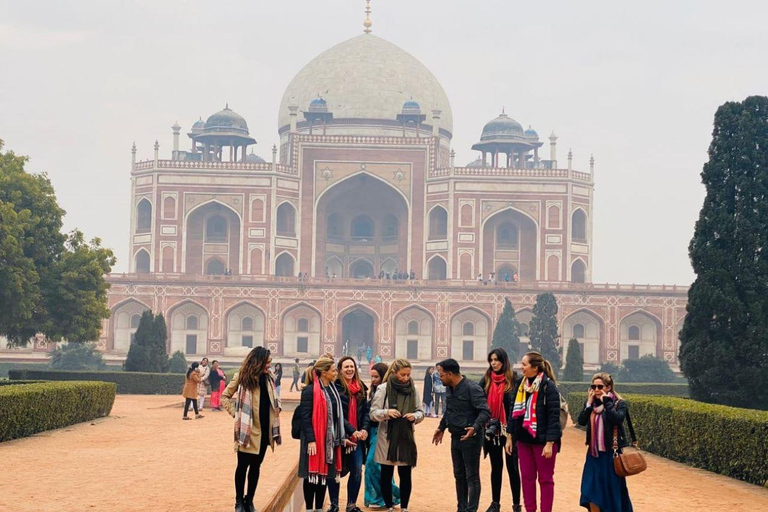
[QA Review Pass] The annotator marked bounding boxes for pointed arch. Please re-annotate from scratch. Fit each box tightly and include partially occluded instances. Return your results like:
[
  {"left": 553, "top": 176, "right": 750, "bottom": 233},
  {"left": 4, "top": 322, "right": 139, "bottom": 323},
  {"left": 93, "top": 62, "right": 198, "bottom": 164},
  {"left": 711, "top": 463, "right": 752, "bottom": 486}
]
[
  {"left": 480, "top": 206, "right": 539, "bottom": 282},
  {"left": 136, "top": 198, "right": 152, "bottom": 234},
  {"left": 571, "top": 257, "right": 587, "bottom": 283},
  {"left": 428, "top": 204, "right": 448, "bottom": 240},
  {"left": 394, "top": 304, "right": 435, "bottom": 360},
  {"left": 110, "top": 298, "right": 151, "bottom": 353},
  {"left": 183, "top": 199, "right": 242, "bottom": 275},
  {"left": 572, "top": 207, "right": 588, "bottom": 242},
  {"left": 427, "top": 254, "right": 447, "bottom": 280},
  {"left": 450, "top": 306, "right": 492, "bottom": 362},
  {"left": 224, "top": 301, "right": 266, "bottom": 355},
  {"left": 275, "top": 251, "right": 296, "bottom": 277},
  {"left": 167, "top": 299, "right": 210, "bottom": 356},
  {"left": 618, "top": 309, "right": 662, "bottom": 360},
  {"left": 276, "top": 201, "right": 297, "bottom": 237},
  {"left": 563, "top": 308, "right": 605, "bottom": 364},
  {"left": 134, "top": 248, "right": 150, "bottom": 274}
]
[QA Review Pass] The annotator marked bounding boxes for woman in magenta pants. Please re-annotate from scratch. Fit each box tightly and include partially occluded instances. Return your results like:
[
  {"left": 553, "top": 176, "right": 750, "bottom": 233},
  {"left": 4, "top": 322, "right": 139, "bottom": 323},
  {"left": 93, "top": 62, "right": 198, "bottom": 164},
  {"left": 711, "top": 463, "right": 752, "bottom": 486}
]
[{"left": 510, "top": 352, "right": 562, "bottom": 512}]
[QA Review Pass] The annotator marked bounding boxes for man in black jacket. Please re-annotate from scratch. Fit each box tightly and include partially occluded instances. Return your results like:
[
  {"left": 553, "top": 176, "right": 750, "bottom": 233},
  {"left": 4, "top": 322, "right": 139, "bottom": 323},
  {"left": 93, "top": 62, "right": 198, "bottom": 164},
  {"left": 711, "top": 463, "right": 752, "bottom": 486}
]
[{"left": 433, "top": 359, "right": 491, "bottom": 512}]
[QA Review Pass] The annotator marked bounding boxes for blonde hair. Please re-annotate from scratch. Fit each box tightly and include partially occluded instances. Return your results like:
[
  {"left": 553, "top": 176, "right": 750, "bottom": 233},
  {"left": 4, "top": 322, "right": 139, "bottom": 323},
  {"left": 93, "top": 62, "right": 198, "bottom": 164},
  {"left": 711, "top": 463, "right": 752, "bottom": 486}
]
[
  {"left": 524, "top": 351, "right": 557, "bottom": 383},
  {"left": 383, "top": 358, "right": 412, "bottom": 382},
  {"left": 305, "top": 356, "right": 335, "bottom": 384},
  {"left": 592, "top": 372, "right": 622, "bottom": 400}
]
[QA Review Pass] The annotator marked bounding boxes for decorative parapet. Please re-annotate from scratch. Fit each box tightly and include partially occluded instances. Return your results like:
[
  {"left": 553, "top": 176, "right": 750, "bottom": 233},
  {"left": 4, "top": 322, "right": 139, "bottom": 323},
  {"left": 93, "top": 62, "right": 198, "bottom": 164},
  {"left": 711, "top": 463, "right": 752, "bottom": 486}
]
[
  {"left": 432, "top": 166, "right": 593, "bottom": 182},
  {"left": 133, "top": 159, "right": 297, "bottom": 175}
]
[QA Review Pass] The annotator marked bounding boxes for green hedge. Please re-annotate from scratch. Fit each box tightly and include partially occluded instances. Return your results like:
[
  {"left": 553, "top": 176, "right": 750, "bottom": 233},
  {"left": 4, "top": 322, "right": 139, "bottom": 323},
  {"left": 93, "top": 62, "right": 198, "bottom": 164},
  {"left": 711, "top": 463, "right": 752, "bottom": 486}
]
[
  {"left": 567, "top": 392, "right": 768, "bottom": 486},
  {"left": 0, "top": 381, "right": 116, "bottom": 442},
  {"left": 9, "top": 370, "right": 185, "bottom": 395},
  {"left": 558, "top": 381, "right": 688, "bottom": 398}
]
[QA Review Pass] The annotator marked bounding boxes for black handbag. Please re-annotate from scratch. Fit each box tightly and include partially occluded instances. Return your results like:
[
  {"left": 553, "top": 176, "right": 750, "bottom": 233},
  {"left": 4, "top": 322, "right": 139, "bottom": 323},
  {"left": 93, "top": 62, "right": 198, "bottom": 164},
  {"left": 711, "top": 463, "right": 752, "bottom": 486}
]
[{"left": 291, "top": 404, "right": 302, "bottom": 440}]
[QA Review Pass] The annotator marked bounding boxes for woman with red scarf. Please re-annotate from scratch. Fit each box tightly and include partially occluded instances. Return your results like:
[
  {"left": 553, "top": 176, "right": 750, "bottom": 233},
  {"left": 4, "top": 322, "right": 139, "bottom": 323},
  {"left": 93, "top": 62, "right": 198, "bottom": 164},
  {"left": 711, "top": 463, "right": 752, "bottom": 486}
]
[
  {"left": 297, "top": 357, "right": 349, "bottom": 512},
  {"left": 480, "top": 348, "right": 522, "bottom": 512},
  {"left": 327, "top": 356, "right": 370, "bottom": 512}
]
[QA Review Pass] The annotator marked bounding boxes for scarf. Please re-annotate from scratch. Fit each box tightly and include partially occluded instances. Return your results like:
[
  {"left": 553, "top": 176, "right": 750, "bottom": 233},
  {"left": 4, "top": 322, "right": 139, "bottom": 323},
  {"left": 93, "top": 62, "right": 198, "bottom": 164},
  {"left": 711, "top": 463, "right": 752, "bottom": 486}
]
[
  {"left": 512, "top": 373, "right": 543, "bottom": 438},
  {"left": 385, "top": 377, "right": 418, "bottom": 466},
  {"left": 589, "top": 392, "right": 615, "bottom": 457},
  {"left": 487, "top": 372, "right": 508, "bottom": 427},
  {"left": 234, "top": 384, "right": 252, "bottom": 447},
  {"left": 346, "top": 379, "right": 362, "bottom": 430},
  {"left": 308, "top": 379, "right": 343, "bottom": 484}
]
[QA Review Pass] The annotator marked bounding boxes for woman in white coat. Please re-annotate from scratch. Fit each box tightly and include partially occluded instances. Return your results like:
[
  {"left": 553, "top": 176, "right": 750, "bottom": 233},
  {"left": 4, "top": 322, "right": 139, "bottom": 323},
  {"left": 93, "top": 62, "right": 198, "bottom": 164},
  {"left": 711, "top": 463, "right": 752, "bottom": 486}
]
[{"left": 369, "top": 358, "right": 424, "bottom": 512}]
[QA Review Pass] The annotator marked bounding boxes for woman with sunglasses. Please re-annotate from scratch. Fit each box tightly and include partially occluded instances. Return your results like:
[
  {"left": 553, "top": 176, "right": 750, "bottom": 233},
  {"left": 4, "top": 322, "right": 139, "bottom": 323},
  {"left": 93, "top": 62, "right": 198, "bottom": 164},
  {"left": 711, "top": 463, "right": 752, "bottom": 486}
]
[{"left": 577, "top": 373, "right": 634, "bottom": 512}]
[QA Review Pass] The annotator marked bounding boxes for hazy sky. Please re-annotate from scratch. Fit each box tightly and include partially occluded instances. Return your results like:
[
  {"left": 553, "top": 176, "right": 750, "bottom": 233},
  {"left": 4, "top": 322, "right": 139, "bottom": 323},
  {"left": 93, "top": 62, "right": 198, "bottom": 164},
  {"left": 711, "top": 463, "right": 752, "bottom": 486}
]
[{"left": 2, "top": 0, "right": 766, "bottom": 285}]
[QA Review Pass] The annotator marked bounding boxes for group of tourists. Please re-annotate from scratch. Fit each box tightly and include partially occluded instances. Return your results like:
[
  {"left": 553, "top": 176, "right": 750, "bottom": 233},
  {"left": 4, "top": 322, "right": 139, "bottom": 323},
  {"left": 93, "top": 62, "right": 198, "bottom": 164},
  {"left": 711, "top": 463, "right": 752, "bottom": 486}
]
[
  {"left": 187, "top": 345, "right": 634, "bottom": 512},
  {"left": 182, "top": 357, "right": 229, "bottom": 419}
]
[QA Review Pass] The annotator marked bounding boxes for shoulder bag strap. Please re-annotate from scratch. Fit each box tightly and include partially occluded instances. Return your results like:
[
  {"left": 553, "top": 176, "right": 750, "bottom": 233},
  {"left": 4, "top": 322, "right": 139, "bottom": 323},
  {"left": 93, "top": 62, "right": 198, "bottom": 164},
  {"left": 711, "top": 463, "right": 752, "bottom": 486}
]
[{"left": 625, "top": 408, "right": 638, "bottom": 446}]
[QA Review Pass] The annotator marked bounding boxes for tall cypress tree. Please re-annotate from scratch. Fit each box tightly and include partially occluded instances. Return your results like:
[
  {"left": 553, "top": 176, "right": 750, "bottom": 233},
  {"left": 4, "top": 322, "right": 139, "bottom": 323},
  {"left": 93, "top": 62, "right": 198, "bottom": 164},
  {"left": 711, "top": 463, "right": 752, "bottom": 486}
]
[
  {"left": 124, "top": 310, "right": 170, "bottom": 372},
  {"left": 680, "top": 96, "right": 768, "bottom": 410},
  {"left": 492, "top": 298, "right": 521, "bottom": 358},
  {"left": 529, "top": 292, "right": 561, "bottom": 377},
  {"left": 563, "top": 338, "right": 584, "bottom": 382}
]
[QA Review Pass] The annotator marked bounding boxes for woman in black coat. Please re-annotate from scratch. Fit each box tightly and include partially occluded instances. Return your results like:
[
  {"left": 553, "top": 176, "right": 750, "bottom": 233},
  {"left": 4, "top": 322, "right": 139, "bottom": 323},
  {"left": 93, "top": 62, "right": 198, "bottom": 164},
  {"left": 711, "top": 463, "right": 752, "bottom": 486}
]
[
  {"left": 577, "top": 373, "right": 634, "bottom": 512},
  {"left": 480, "top": 348, "right": 521, "bottom": 512},
  {"left": 509, "top": 351, "right": 562, "bottom": 512},
  {"left": 423, "top": 366, "right": 435, "bottom": 417}
]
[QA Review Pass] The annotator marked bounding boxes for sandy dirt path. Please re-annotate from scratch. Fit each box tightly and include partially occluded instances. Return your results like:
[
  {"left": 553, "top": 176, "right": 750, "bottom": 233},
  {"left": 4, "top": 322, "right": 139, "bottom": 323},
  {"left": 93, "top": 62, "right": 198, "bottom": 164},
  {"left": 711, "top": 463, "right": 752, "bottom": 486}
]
[{"left": 0, "top": 395, "right": 298, "bottom": 512}]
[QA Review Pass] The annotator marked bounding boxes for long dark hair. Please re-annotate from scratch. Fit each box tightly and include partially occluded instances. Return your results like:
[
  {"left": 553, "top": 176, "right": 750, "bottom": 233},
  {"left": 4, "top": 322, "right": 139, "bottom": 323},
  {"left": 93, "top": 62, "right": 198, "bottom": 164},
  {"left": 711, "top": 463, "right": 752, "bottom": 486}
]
[
  {"left": 337, "top": 356, "right": 366, "bottom": 400},
  {"left": 186, "top": 361, "right": 200, "bottom": 378},
  {"left": 484, "top": 348, "right": 516, "bottom": 393},
  {"left": 369, "top": 362, "right": 389, "bottom": 399},
  {"left": 237, "top": 346, "right": 271, "bottom": 390}
]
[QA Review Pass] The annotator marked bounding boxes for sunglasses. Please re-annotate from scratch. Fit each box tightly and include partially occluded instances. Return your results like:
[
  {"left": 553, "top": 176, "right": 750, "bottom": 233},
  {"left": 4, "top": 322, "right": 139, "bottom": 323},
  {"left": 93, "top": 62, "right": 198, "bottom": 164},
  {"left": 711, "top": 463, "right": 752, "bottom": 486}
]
[{"left": 590, "top": 384, "right": 605, "bottom": 390}]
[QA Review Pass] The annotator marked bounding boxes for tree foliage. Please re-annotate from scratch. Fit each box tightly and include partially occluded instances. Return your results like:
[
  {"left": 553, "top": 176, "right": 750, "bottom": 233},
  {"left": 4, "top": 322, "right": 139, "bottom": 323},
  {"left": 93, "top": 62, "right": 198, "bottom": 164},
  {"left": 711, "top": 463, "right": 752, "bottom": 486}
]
[
  {"left": 124, "top": 311, "right": 170, "bottom": 373},
  {"left": 491, "top": 298, "right": 521, "bottom": 359},
  {"left": 679, "top": 96, "right": 768, "bottom": 410},
  {"left": 563, "top": 338, "right": 583, "bottom": 382},
  {"left": 169, "top": 350, "right": 188, "bottom": 373},
  {"left": 0, "top": 140, "right": 115, "bottom": 346},
  {"left": 618, "top": 355, "right": 676, "bottom": 383},
  {"left": 529, "top": 293, "right": 562, "bottom": 377},
  {"left": 49, "top": 342, "right": 106, "bottom": 371}
]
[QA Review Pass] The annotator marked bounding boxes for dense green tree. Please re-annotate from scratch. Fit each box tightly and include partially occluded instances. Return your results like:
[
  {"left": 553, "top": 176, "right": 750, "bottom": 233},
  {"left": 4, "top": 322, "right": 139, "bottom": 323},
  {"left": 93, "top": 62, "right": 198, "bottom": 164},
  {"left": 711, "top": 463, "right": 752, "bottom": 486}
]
[
  {"left": 491, "top": 298, "right": 521, "bottom": 359},
  {"left": 169, "top": 350, "right": 188, "bottom": 373},
  {"left": 563, "top": 338, "right": 584, "bottom": 382},
  {"left": 529, "top": 292, "right": 561, "bottom": 377},
  {"left": 0, "top": 140, "right": 115, "bottom": 346},
  {"left": 598, "top": 362, "right": 621, "bottom": 377},
  {"left": 124, "top": 311, "right": 169, "bottom": 372},
  {"left": 49, "top": 342, "right": 106, "bottom": 371},
  {"left": 619, "top": 355, "right": 676, "bottom": 383},
  {"left": 679, "top": 96, "right": 768, "bottom": 410}
]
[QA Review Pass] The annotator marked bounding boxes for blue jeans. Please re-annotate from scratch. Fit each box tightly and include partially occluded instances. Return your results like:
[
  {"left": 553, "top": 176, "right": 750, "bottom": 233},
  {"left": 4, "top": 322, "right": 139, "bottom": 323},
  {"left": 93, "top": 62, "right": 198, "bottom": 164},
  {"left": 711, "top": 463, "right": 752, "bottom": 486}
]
[{"left": 328, "top": 443, "right": 364, "bottom": 506}]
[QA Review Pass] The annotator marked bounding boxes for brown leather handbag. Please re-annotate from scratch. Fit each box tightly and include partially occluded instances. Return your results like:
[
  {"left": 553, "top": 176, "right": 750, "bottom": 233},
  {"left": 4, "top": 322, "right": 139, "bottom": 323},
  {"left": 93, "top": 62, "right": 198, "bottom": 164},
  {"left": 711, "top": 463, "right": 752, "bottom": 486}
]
[{"left": 612, "top": 408, "right": 647, "bottom": 477}]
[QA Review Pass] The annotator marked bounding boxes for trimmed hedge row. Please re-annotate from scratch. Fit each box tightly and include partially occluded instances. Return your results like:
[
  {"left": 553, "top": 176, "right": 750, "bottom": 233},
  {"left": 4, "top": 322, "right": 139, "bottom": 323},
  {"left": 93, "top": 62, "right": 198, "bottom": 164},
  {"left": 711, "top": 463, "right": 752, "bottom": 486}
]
[
  {"left": 566, "top": 392, "right": 768, "bottom": 486},
  {"left": 0, "top": 381, "right": 116, "bottom": 442},
  {"left": 558, "top": 382, "right": 689, "bottom": 398},
  {"left": 0, "top": 380, "right": 43, "bottom": 387},
  {"left": 9, "top": 370, "right": 185, "bottom": 395}
]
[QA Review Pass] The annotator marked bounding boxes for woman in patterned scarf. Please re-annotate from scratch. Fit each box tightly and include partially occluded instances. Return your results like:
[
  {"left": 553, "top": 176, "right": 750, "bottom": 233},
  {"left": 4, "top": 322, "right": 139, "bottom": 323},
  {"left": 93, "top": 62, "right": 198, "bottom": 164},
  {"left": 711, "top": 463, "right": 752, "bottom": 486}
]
[
  {"left": 221, "top": 346, "right": 281, "bottom": 512},
  {"left": 297, "top": 356, "right": 348, "bottom": 512},
  {"left": 510, "top": 351, "right": 562, "bottom": 512}
]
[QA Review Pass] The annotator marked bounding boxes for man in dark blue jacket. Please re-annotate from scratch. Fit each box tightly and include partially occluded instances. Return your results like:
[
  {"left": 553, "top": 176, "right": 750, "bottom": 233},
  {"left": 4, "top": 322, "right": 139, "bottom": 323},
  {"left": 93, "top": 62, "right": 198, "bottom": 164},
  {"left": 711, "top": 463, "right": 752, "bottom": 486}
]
[{"left": 433, "top": 359, "right": 491, "bottom": 512}]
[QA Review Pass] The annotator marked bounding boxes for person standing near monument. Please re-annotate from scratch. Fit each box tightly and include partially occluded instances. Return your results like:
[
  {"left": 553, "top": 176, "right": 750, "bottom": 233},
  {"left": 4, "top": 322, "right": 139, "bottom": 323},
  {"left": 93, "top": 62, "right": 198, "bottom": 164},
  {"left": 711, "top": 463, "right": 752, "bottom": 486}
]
[
  {"left": 432, "top": 358, "right": 490, "bottom": 512},
  {"left": 198, "top": 357, "right": 211, "bottom": 411}
]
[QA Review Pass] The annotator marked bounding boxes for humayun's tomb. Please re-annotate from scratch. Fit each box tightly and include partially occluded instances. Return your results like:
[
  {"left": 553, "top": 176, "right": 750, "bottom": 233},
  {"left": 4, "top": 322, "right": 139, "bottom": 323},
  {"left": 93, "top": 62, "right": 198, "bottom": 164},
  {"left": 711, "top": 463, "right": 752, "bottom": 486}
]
[{"left": 4, "top": 12, "right": 688, "bottom": 369}]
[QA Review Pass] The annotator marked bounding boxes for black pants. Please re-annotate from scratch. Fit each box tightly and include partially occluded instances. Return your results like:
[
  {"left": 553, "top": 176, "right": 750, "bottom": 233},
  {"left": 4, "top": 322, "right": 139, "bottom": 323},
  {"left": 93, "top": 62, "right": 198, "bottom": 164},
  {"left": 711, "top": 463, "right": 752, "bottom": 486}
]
[
  {"left": 303, "top": 480, "right": 327, "bottom": 510},
  {"left": 487, "top": 439, "right": 521, "bottom": 505},
  {"left": 451, "top": 434, "right": 483, "bottom": 512},
  {"left": 381, "top": 464, "right": 412, "bottom": 509},
  {"left": 183, "top": 398, "right": 198, "bottom": 417},
  {"left": 235, "top": 446, "right": 268, "bottom": 500},
  {"left": 290, "top": 374, "right": 300, "bottom": 392}
]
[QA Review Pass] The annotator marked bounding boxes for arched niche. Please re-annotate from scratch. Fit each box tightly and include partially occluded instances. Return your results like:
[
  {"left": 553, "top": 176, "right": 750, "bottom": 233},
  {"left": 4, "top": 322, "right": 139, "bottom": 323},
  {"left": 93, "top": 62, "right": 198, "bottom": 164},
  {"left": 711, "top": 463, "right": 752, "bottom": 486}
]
[
  {"left": 563, "top": 309, "right": 604, "bottom": 365},
  {"left": 111, "top": 300, "right": 150, "bottom": 352},
  {"left": 277, "top": 202, "right": 297, "bottom": 237},
  {"left": 136, "top": 199, "right": 152, "bottom": 234},
  {"left": 619, "top": 311, "right": 660, "bottom": 361},
  {"left": 135, "top": 249, "right": 150, "bottom": 274},
  {"left": 428, "top": 206, "right": 448, "bottom": 240},
  {"left": 571, "top": 259, "right": 587, "bottom": 283},
  {"left": 225, "top": 303, "right": 265, "bottom": 356},
  {"left": 394, "top": 307, "right": 434, "bottom": 360},
  {"left": 482, "top": 208, "right": 537, "bottom": 282},
  {"left": 427, "top": 255, "right": 447, "bottom": 280},
  {"left": 185, "top": 202, "right": 241, "bottom": 275},
  {"left": 572, "top": 209, "right": 587, "bottom": 242},
  {"left": 275, "top": 252, "right": 295, "bottom": 277},
  {"left": 450, "top": 308, "right": 490, "bottom": 362},
  {"left": 283, "top": 304, "right": 322, "bottom": 357},
  {"left": 169, "top": 301, "right": 209, "bottom": 355}
]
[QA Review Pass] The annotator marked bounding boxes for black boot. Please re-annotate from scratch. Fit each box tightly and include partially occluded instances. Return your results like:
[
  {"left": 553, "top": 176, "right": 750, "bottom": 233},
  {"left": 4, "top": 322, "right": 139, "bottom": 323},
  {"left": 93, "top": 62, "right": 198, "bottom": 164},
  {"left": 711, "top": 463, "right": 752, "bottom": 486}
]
[
  {"left": 484, "top": 502, "right": 500, "bottom": 512},
  {"left": 243, "top": 496, "right": 257, "bottom": 512},
  {"left": 326, "top": 505, "right": 339, "bottom": 512},
  {"left": 235, "top": 496, "right": 246, "bottom": 512},
  {"left": 513, "top": 505, "right": 522, "bottom": 512}
]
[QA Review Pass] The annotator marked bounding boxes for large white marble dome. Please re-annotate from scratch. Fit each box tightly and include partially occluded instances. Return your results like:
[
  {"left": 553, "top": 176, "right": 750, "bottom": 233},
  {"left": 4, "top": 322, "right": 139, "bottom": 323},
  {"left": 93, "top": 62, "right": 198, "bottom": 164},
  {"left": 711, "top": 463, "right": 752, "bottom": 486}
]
[{"left": 278, "top": 34, "right": 453, "bottom": 136}]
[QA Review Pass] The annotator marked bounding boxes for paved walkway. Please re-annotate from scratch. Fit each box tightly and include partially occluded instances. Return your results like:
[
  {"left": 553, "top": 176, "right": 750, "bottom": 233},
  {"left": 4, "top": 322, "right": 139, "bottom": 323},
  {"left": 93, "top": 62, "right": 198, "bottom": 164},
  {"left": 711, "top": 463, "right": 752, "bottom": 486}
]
[{"left": 2, "top": 395, "right": 766, "bottom": 512}]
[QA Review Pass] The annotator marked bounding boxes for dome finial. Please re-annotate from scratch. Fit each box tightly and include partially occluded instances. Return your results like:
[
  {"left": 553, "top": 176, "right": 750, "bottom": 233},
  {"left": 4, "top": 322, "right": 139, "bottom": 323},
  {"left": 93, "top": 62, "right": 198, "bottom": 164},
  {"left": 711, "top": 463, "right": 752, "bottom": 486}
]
[{"left": 363, "top": 0, "right": 373, "bottom": 34}]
